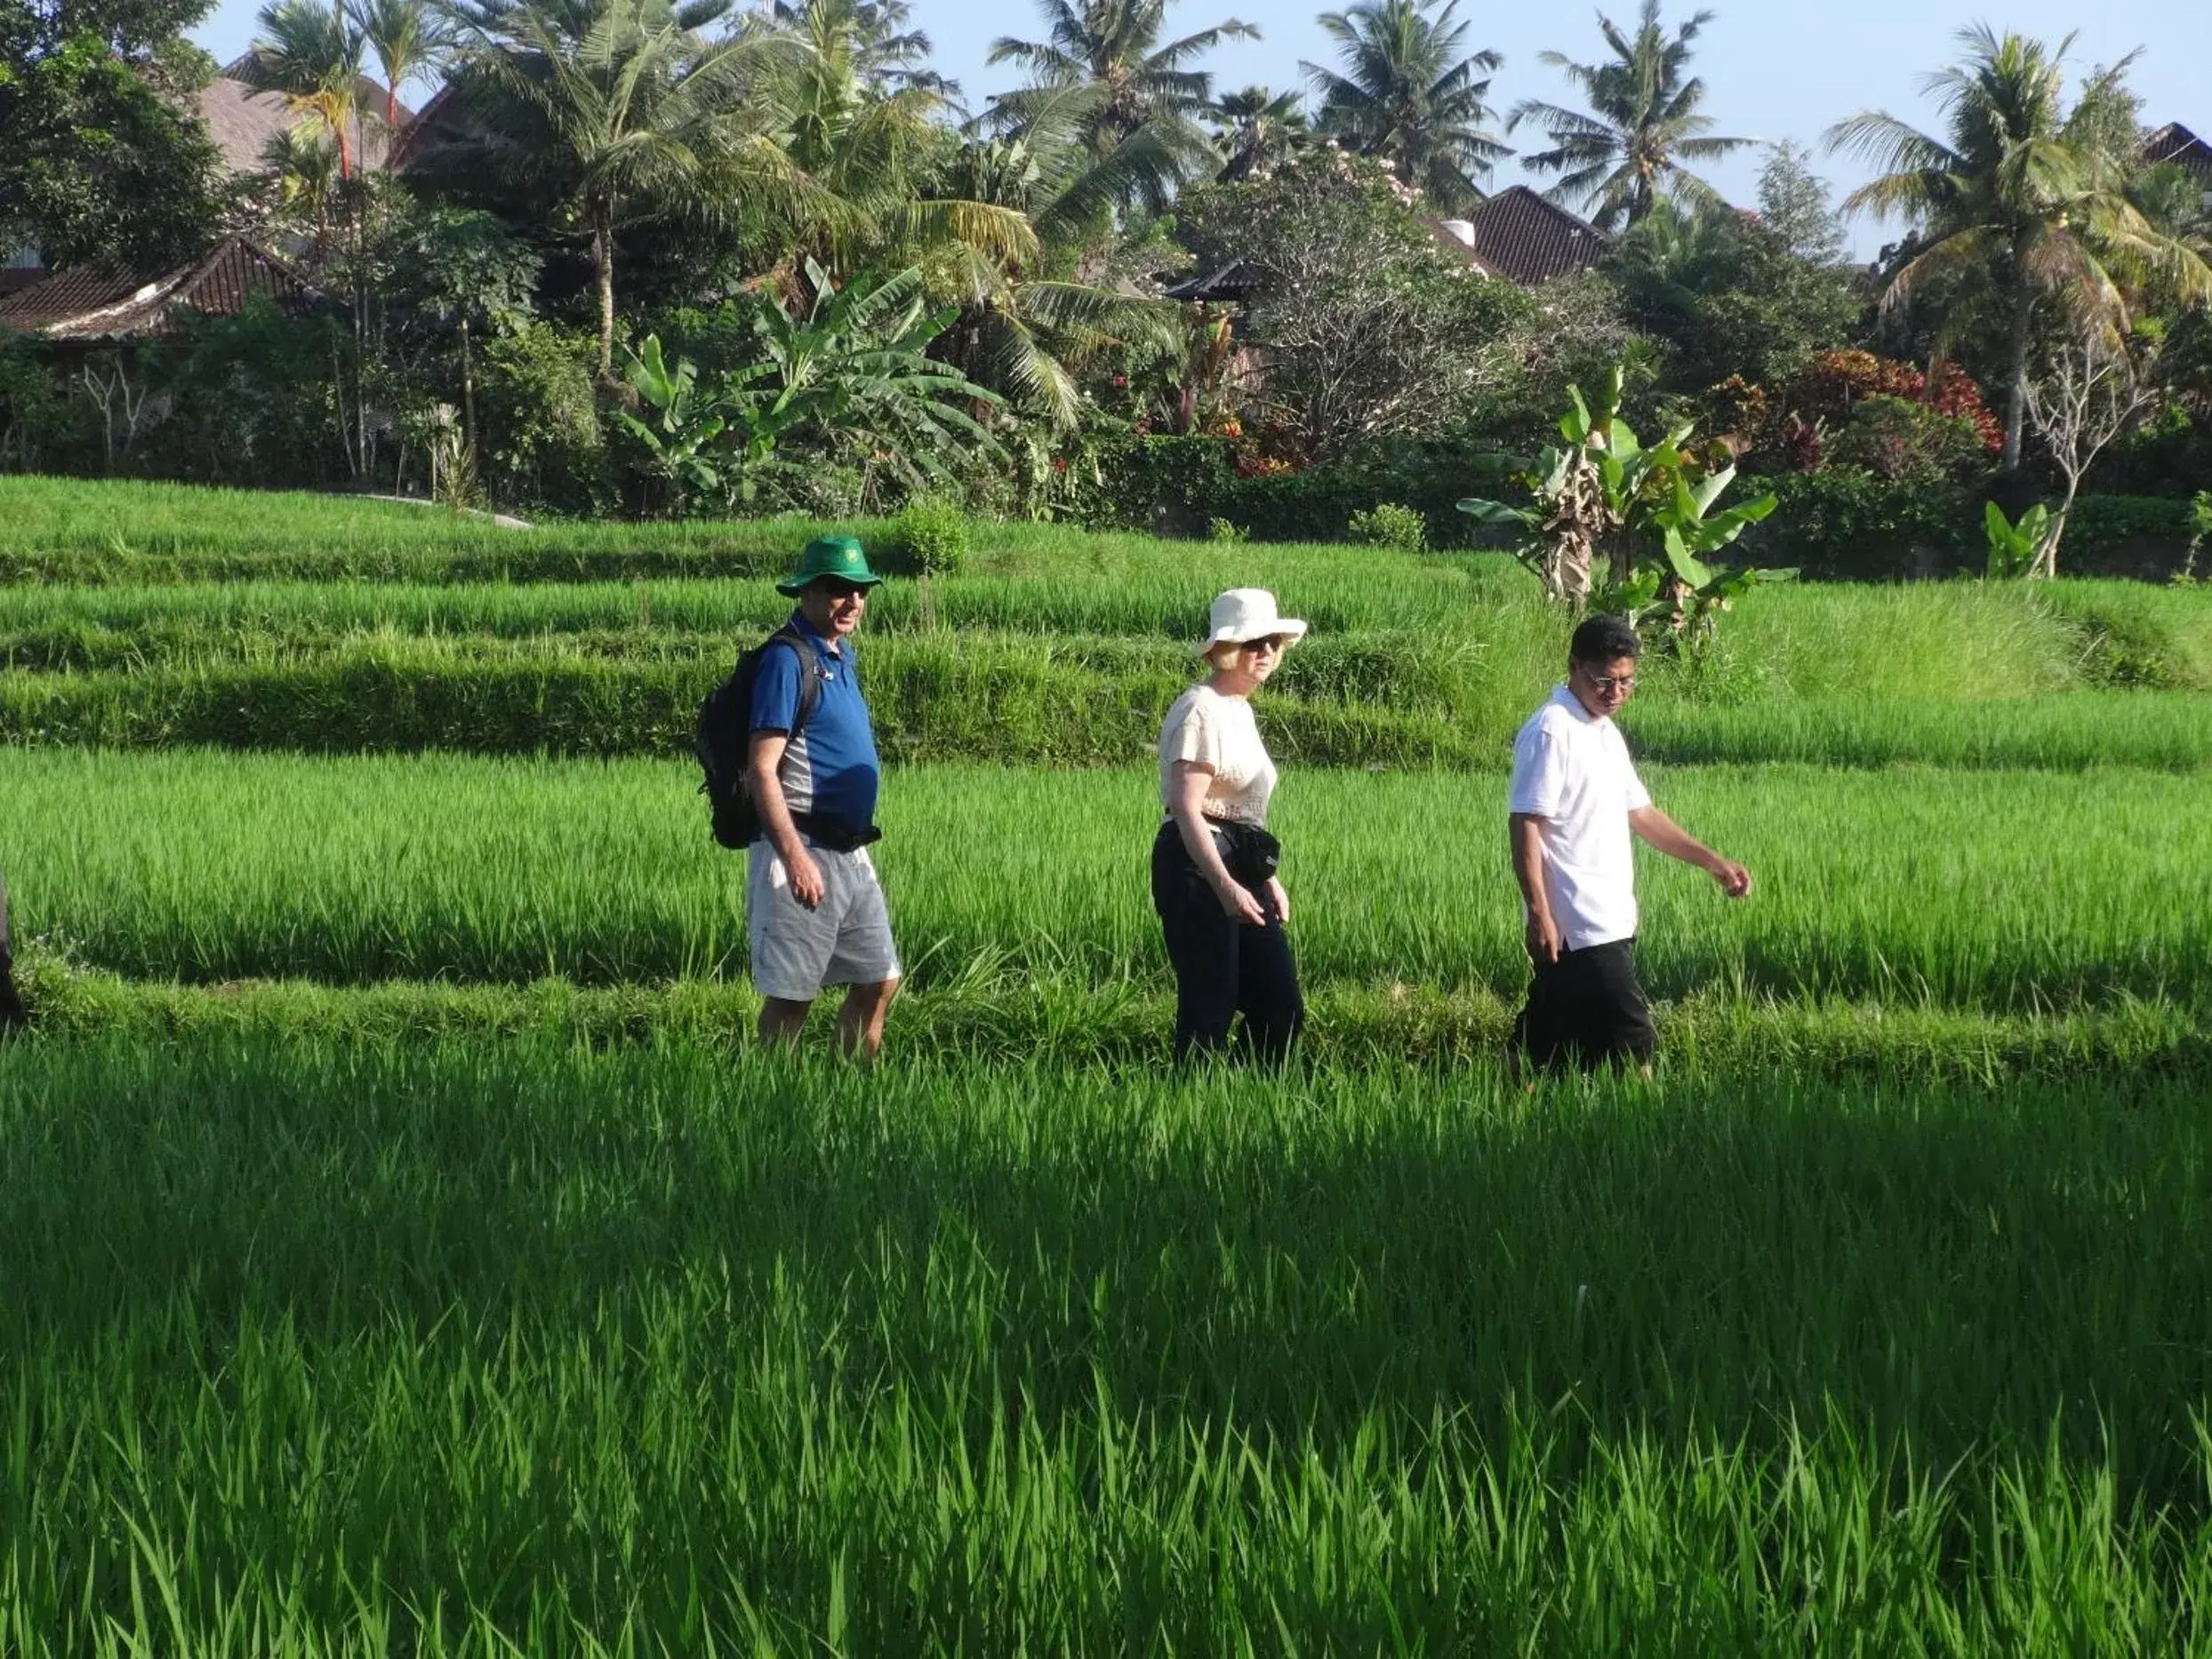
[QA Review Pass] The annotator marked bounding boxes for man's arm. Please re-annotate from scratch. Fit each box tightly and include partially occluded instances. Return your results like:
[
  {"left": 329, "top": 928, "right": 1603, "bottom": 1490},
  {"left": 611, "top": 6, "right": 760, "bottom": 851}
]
[
  {"left": 1509, "top": 813, "right": 1561, "bottom": 965},
  {"left": 747, "top": 733, "right": 825, "bottom": 910},
  {"left": 1628, "top": 805, "right": 1752, "bottom": 897}
]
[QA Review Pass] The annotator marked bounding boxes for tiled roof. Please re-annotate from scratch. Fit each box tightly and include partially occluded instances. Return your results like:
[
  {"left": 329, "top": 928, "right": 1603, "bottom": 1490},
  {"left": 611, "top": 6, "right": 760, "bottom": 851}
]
[
  {"left": 0, "top": 237, "right": 318, "bottom": 342},
  {"left": 202, "top": 68, "right": 411, "bottom": 175},
  {"left": 1446, "top": 188, "right": 1608, "bottom": 286},
  {"left": 2144, "top": 123, "right": 2212, "bottom": 184}
]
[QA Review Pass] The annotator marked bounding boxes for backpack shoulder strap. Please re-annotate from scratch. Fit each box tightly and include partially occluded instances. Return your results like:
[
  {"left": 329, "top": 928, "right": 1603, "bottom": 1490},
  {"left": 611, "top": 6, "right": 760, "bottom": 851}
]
[{"left": 766, "top": 623, "right": 827, "bottom": 736}]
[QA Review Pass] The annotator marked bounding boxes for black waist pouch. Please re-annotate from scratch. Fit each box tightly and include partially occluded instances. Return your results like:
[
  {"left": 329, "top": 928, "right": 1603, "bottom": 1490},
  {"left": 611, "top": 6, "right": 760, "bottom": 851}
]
[{"left": 1210, "top": 818, "right": 1282, "bottom": 885}]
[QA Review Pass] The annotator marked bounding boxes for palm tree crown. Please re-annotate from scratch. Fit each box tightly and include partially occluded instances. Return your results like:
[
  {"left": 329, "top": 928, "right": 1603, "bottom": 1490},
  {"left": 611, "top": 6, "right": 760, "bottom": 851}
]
[
  {"left": 1210, "top": 84, "right": 1310, "bottom": 180},
  {"left": 746, "top": 0, "right": 1034, "bottom": 278},
  {"left": 987, "top": 0, "right": 1258, "bottom": 156},
  {"left": 242, "top": 0, "right": 370, "bottom": 178},
  {"left": 1825, "top": 26, "right": 2212, "bottom": 470},
  {"left": 349, "top": 0, "right": 451, "bottom": 156},
  {"left": 1509, "top": 0, "right": 1750, "bottom": 232},
  {"left": 445, "top": 0, "right": 792, "bottom": 375},
  {"left": 768, "top": 0, "right": 953, "bottom": 100},
  {"left": 1302, "top": 0, "right": 1508, "bottom": 213}
]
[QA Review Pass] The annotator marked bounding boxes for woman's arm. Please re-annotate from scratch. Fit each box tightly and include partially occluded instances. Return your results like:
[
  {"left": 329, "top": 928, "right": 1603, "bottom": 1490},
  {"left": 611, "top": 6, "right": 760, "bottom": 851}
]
[{"left": 1167, "top": 761, "right": 1267, "bottom": 926}]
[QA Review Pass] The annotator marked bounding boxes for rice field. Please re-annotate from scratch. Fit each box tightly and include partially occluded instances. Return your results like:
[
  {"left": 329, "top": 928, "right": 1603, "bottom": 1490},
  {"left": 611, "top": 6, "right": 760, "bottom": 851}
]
[
  {"left": 2, "top": 751, "right": 2209, "bottom": 1012},
  {"left": 4, "top": 476, "right": 2212, "bottom": 1651}
]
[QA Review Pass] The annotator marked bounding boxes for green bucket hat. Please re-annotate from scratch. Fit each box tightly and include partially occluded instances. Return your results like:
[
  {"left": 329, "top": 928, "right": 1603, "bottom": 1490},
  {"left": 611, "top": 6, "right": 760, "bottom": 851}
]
[{"left": 775, "top": 534, "right": 886, "bottom": 597}]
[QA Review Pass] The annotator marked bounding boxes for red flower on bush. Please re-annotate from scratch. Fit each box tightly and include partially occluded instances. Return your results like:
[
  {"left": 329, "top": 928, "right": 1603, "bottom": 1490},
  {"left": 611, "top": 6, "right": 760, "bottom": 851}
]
[{"left": 1799, "top": 351, "right": 2002, "bottom": 456}]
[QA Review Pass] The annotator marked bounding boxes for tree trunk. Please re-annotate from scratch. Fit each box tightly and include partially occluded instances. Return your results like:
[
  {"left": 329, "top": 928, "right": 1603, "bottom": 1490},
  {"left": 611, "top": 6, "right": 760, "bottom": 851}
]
[
  {"left": 594, "top": 220, "right": 616, "bottom": 380},
  {"left": 2001, "top": 271, "right": 2033, "bottom": 475},
  {"left": 2033, "top": 480, "right": 2080, "bottom": 581},
  {"left": 459, "top": 316, "right": 477, "bottom": 461}
]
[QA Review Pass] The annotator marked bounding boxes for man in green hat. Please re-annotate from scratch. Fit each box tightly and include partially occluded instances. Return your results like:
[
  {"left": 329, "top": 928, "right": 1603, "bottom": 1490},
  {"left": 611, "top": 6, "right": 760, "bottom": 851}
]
[{"left": 745, "top": 536, "right": 901, "bottom": 1059}]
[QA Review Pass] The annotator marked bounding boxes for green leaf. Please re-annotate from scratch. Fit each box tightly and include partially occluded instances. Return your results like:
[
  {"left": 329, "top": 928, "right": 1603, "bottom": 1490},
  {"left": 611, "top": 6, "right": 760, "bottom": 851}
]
[{"left": 1662, "top": 526, "right": 1714, "bottom": 590}]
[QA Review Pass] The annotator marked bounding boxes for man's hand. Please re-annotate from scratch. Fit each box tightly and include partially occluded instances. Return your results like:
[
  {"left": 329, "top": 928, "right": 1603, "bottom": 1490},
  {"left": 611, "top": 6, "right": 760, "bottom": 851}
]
[
  {"left": 1216, "top": 878, "right": 1268, "bottom": 927},
  {"left": 1526, "top": 910, "right": 1561, "bottom": 966},
  {"left": 1707, "top": 857, "right": 1753, "bottom": 899},
  {"left": 783, "top": 845, "right": 826, "bottom": 910}
]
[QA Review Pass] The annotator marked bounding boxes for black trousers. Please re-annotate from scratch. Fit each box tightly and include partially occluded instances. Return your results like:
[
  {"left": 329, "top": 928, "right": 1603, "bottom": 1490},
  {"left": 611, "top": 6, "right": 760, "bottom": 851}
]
[
  {"left": 1511, "top": 937, "right": 1656, "bottom": 1073},
  {"left": 1151, "top": 821, "right": 1304, "bottom": 1065}
]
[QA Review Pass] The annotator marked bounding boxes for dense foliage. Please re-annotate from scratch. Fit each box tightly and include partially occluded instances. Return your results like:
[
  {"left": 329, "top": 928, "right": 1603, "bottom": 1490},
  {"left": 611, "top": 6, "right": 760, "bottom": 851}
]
[{"left": 0, "top": 6, "right": 2206, "bottom": 565}]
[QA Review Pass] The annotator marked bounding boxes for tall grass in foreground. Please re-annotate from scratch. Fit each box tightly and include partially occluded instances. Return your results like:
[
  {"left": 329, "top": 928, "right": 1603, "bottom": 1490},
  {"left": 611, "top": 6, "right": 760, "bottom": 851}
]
[
  {"left": 3, "top": 752, "right": 2208, "bottom": 1009},
  {"left": 4, "top": 1033, "right": 2212, "bottom": 1651}
]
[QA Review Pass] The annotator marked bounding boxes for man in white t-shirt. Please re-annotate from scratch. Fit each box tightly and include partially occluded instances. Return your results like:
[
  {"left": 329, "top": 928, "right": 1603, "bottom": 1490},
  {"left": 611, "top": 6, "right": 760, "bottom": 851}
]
[{"left": 1508, "top": 614, "right": 1751, "bottom": 1072}]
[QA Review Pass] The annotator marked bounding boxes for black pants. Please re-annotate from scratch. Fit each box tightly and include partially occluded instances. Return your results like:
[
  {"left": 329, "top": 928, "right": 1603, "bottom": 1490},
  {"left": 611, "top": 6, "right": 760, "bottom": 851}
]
[
  {"left": 1511, "top": 937, "right": 1656, "bottom": 1073},
  {"left": 0, "top": 868, "right": 23, "bottom": 1030},
  {"left": 1152, "top": 821, "right": 1304, "bottom": 1065}
]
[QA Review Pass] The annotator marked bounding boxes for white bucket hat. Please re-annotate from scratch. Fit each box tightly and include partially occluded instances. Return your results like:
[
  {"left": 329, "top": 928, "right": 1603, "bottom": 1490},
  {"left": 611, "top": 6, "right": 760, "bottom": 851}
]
[{"left": 1195, "top": 588, "right": 1309, "bottom": 658}]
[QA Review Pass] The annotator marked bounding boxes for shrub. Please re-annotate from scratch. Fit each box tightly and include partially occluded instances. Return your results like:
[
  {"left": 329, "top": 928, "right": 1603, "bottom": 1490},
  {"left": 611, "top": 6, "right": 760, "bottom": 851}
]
[
  {"left": 1346, "top": 502, "right": 1427, "bottom": 552},
  {"left": 1827, "top": 395, "right": 1992, "bottom": 485},
  {"left": 1206, "top": 516, "right": 1248, "bottom": 544},
  {"left": 894, "top": 494, "right": 972, "bottom": 576},
  {"left": 477, "top": 324, "right": 612, "bottom": 515}
]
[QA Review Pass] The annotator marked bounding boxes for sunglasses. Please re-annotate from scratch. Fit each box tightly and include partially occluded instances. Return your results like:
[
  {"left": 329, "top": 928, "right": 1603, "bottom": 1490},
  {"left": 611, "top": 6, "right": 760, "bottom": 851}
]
[
  {"left": 815, "top": 580, "right": 871, "bottom": 600},
  {"left": 1240, "top": 635, "right": 1291, "bottom": 654}
]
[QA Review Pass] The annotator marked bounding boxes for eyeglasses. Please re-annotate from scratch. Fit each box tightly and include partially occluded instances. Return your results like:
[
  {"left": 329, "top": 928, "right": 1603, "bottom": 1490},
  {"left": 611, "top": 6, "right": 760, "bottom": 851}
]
[
  {"left": 1242, "top": 635, "right": 1289, "bottom": 654},
  {"left": 1584, "top": 672, "right": 1637, "bottom": 694}
]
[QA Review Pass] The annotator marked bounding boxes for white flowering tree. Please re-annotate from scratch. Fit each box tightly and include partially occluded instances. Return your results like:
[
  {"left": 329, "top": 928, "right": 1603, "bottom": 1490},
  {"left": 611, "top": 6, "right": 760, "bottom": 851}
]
[{"left": 1175, "top": 148, "right": 1537, "bottom": 459}]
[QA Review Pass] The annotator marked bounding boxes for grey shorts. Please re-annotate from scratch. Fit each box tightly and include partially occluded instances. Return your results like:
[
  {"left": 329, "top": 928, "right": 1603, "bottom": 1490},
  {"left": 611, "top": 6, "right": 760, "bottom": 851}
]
[{"left": 745, "top": 839, "right": 902, "bottom": 1002}]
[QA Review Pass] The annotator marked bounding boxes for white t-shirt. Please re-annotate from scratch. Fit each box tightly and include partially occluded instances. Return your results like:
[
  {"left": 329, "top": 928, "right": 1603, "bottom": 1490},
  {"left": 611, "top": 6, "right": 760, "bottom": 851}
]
[
  {"left": 1508, "top": 685, "right": 1652, "bottom": 950},
  {"left": 1158, "top": 684, "right": 1278, "bottom": 827}
]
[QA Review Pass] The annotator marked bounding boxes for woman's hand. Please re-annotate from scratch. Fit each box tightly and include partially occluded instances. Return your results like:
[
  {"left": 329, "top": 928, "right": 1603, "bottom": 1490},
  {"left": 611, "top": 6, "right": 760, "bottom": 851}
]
[
  {"left": 1214, "top": 878, "right": 1269, "bottom": 927},
  {"left": 1267, "top": 876, "right": 1291, "bottom": 926}
]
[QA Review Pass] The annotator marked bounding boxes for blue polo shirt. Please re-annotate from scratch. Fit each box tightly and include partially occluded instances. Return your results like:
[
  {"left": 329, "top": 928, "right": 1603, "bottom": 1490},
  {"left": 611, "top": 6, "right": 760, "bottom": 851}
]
[{"left": 749, "top": 611, "right": 881, "bottom": 834}]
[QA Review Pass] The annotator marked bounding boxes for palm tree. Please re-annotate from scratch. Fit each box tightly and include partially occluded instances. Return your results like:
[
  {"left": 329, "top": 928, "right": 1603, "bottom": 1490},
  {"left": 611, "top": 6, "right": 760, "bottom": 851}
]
[
  {"left": 1509, "top": 0, "right": 1750, "bottom": 231},
  {"left": 926, "top": 96, "right": 1184, "bottom": 426},
  {"left": 242, "top": 0, "right": 369, "bottom": 178},
  {"left": 986, "top": 0, "right": 1257, "bottom": 157},
  {"left": 446, "top": 0, "right": 798, "bottom": 376},
  {"left": 767, "top": 0, "right": 952, "bottom": 99},
  {"left": 348, "top": 0, "right": 451, "bottom": 162},
  {"left": 1825, "top": 27, "right": 2212, "bottom": 471},
  {"left": 1210, "top": 84, "right": 1308, "bottom": 180},
  {"left": 1302, "top": 0, "right": 1508, "bottom": 212},
  {"left": 260, "top": 123, "right": 343, "bottom": 251},
  {"left": 749, "top": 0, "right": 1034, "bottom": 280}
]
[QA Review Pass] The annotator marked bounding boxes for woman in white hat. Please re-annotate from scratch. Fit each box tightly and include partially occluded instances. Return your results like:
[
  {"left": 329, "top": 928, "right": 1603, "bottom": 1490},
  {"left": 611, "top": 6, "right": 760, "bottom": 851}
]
[{"left": 1151, "top": 588, "right": 1308, "bottom": 1064}]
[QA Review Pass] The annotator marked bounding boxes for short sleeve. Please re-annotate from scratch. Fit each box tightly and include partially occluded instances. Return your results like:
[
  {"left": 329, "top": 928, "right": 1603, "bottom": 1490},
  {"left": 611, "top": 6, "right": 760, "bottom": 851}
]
[
  {"left": 1615, "top": 730, "right": 1651, "bottom": 811},
  {"left": 1509, "top": 721, "right": 1566, "bottom": 816},
  {"left": 1164, "top": 694, "right": 1225, "bottom": 773},
  {"left": 1623, "top": 763, "right": 1651, "bottom": 812},
  {"left": 749, "top": 642, "right": 804, "bottom": 734}
]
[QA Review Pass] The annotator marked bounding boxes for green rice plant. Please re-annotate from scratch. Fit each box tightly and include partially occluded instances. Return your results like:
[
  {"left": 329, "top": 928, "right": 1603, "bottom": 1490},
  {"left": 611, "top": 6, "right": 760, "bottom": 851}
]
[
  {"left": 15, "top": 950, "right": 2210, "bottom": 1082},
  {"left": 5, "top": 1034, "right": 2212, "bottom": 1648},
  {"left": 2, "top": 752, "right": 2208, "bottom": 1011}
]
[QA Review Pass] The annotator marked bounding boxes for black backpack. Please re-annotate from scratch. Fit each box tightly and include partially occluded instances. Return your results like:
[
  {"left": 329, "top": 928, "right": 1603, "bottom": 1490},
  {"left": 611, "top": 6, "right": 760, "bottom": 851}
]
[{"left": 694, "top": 623, "right": 827, "bottom": 850}]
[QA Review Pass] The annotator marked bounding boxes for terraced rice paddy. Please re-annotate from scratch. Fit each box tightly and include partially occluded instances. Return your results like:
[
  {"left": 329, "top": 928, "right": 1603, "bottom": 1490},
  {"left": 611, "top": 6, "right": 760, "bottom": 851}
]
[{"left": 2, "top": 477, "right": 2210, "bottom": 1652}]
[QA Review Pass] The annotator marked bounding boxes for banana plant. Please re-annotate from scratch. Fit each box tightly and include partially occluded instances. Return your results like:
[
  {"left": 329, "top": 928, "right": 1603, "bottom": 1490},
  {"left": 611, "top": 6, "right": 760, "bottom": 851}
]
[
  {"left": 720, "top": 259, "right": 1006, "bottom": 503},
  {"left": 1983, "top": 500, "right": 2051, "bottom": 580},
  {"left": 1457, "top": 362, "right": 1784, "bottom": 648},
  {"left": 614, "top": 335, "right": 726, "bottom": 514}
]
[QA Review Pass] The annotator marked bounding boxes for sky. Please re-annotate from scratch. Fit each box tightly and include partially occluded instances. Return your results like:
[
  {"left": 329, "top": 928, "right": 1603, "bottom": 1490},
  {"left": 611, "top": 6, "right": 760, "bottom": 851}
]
[{"left": 187, "top": 0, "right": 2212, "bottom": 259}]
